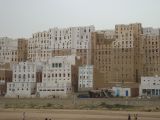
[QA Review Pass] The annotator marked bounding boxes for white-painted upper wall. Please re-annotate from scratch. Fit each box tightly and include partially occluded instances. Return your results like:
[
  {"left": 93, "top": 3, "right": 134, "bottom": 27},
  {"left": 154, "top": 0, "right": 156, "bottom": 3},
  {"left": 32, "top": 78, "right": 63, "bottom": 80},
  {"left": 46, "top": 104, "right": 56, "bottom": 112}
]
[
  {"left": 28, "top": 25, "right": 94, "bottom": 62},
  {"left": 78, "top": 65, "right": 93, "bottom": 90},
  {"left": 50, "top": 26, "right": 95, "bottom": 50},
  {"left": 143, "top": 27, "right": 160, "bottom": 35},
  {"left": 0, "top": 37, "right": 18, "bottom": 63},
  {"left": 140, "top": 76, "right": 160, "bottom": 89},
  {"left": 12, "top": 62, "right": 41, "bottom": 82},
  {"left": 140, "top": 76, "right": 160, "bottom": 96},
  {"left": 37, "top": 55, "right": 78, "bottom": 97}
]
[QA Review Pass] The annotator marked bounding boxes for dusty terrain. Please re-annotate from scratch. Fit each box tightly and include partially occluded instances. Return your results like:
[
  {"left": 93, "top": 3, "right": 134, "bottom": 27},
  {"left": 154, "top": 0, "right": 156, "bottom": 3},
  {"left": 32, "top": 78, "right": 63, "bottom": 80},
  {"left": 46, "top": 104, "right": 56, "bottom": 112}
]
[
  {"left": 0, "top": 98, "right": 160, "bottom": 120},
  {"left": 0, "top": 109, "right": 160, "bottom": 120}
]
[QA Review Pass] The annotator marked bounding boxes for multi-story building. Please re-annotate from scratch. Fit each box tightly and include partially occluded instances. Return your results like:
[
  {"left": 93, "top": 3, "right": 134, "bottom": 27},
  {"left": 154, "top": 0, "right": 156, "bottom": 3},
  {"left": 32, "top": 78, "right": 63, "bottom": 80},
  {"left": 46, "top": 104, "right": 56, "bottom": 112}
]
[
  {"left": 28, "top": 31, "right": 52, "bottom": 62},
  {"left": 91, "top": 23, "right": 142, "bottom": 88},
  {"left": 6, "top": 62, "right": 42, "bottom": 98},
  {"left": 140, "top": 76, "right": 160, "bottom": 97},
  {"left": 91, "top": 30, "right": 114, "bottom": 88},
  {"left": 2, "top": 23, "right": 160, "bottom": 97},
  {"left": 143, "top": 27, "right": 160, "bottom": 35},
  {"left": 37, "top": 55, "right": 81, "bottom": 98},
  {"left": 112, "top": 23, "right": 142, "bottom": 86},
  {"left": 17, "top": 38, "right": 28, "bottom": 62},
  {"left": 0, "top": 37, "right": 28, "bottom": 64},
  {"left": 28, "top": 26, "right": 95, "bottom": 64},
  {"left": 0, "top": 37, "right": 18, "bottom": 64},
  {"left": 0, "top": 63, "right": 12, "bottom": 96},
  {"left": 50, "top": 26, "right": 94, "bottom": 64},
  {"left": 140, "top": 34, "right": 160, "bottom": 76},
  {"left": 78, "top": 65, "right": 93, "bottom": 91}
]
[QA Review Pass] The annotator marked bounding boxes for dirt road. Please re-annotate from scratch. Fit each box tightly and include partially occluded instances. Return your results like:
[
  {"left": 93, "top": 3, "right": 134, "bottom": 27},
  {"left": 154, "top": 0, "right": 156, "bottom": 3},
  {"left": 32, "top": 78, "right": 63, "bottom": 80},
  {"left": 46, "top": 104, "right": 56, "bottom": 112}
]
[{"left": 0, "top": 109, "right": 160, "bottom": 120}]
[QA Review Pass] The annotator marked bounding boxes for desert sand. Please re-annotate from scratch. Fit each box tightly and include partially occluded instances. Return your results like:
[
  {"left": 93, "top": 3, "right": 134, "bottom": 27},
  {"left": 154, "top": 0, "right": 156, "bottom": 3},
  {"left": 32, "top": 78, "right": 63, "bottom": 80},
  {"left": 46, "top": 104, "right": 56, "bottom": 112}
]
[{"left": 0, "top": 109, "right": 160, "bottom": 120}]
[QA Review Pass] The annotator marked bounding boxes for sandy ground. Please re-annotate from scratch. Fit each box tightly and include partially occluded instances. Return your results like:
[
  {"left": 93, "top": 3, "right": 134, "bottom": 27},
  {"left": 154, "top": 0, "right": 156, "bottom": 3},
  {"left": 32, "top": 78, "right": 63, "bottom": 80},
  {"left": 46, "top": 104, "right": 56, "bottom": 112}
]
[{"left": 0, "top": 109, "right": 160, "bottom": 120}]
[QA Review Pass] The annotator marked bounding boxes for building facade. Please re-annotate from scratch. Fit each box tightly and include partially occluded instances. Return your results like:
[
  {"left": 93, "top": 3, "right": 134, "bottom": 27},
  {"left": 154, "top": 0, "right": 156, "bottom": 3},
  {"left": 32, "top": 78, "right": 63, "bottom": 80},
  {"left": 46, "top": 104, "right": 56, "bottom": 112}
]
[
  {"left": 78, "top": 65, "right": 93, "bottom": 91},
  {"left": 111, "top": 23, "right": 142, "bottom": 86},
  {"left": 28, "top": 26, "right": 94, "bottom": 64},
  {"left": 112, "top": 86, "right": 131, "bottom": 97},
  {"left": 2, "top": 23, "right": 160, "bottom": 97},
  {"left": 0, "top": 37, "right": 18, "bottom": 64},
  {"left": 17, "top": 38, "right": 28, "bottom": 62},
  {"left": 0, "top": 63, "right": 12, "bottom": 96},
  {"left": 140, "top": 34, "right": 160, "bottom": 76},
  {"left": 37, "top": 55, "right": 81, "bottom": 98},
  {"left": 91, "top": 30, "right": 114, "bottom": 88},
  {"left": 91, "top": 23, "right": 142, "bottom": 88},
  {"left": 140, "top": 76, "right": 160, "bottom": 97},
  {"left": 143, "top": 27, "right": 160, "bottom": 35},
  {"left": 28, "top": 31, "right": 52, "bottom": 62},
  {"left": 6, "top": 62, "right": 42, "bottom": 98}
]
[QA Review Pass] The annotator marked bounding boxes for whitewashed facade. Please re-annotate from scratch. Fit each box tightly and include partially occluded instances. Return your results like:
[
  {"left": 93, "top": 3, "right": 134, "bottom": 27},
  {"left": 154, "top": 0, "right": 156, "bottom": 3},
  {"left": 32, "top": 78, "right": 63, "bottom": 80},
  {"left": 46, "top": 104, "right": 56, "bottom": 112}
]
[
  {"left": 37, "top": 55, "right": 79, "bottom": 98},
  {"left": 0, "top": 37, "right": 18, "bottom": 63},
  {"left": 50, "top": 26, "right": 94, "bottom": 53},
  {"left": 139, "top": 76, "right": 160, "bottom": 97},
  {"left": 28, "top": 31, "right": 52, "bottom": 62},
  {"left": 143, "top": 27, "right": 160, "bottom": 35},
  {"left": 78, "top": 65, "right": 93, "bottom": 91},
  {"left": 112, "top": 86, "right": 131, "bottom": 97},
  {"left": 28, "top": 26, "right": 95, "bottom": 62},
  {"left": 6, "top": 62, "right": 42, "bottom": 98}
]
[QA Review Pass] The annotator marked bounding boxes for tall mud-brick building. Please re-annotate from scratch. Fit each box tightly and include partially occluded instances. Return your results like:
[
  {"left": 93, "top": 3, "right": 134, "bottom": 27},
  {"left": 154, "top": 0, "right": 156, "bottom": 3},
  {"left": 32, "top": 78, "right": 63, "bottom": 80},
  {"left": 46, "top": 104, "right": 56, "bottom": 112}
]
[
  {"left": 17, "top": 38, "right": 28, "bottom": 62},
  {"left": 140, "top": 31, "right": 160, "bottom": 76},
  {"left": 91, "top": 23, "right": 143, "bottom": 88},
  {"left": 91, "top": 30, "right": 114, "bottom": 89}
]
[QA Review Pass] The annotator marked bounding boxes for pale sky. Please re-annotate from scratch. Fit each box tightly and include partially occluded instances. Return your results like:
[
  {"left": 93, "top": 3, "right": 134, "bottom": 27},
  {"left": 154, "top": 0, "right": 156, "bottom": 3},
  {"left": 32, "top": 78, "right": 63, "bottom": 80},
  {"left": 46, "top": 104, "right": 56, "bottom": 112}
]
[{"left": 0, "top": 0, "right": 160, "bottom": 38}]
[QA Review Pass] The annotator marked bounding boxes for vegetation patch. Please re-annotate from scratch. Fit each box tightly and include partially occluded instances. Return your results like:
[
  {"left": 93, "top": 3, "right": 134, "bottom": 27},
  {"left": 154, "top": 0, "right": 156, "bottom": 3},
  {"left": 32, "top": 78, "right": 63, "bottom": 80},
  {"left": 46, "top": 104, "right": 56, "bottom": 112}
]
[{"left": 98, "top": 102, "right": 134, "bottom": 110}]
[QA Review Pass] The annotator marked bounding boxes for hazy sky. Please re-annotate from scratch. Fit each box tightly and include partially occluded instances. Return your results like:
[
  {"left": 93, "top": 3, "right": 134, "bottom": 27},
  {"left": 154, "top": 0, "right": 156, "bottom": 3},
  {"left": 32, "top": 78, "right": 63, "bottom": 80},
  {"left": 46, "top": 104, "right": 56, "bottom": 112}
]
[{"left": 0, "top": 0, "right": 160, "bottom": 38}]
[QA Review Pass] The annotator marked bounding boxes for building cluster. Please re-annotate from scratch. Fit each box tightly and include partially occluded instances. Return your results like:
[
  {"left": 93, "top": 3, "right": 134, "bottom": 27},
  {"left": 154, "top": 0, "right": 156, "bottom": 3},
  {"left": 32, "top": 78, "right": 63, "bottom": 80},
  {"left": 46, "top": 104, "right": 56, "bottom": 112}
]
[{"left": 0, "top": 23, "right": 160, "bottom": 98}]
